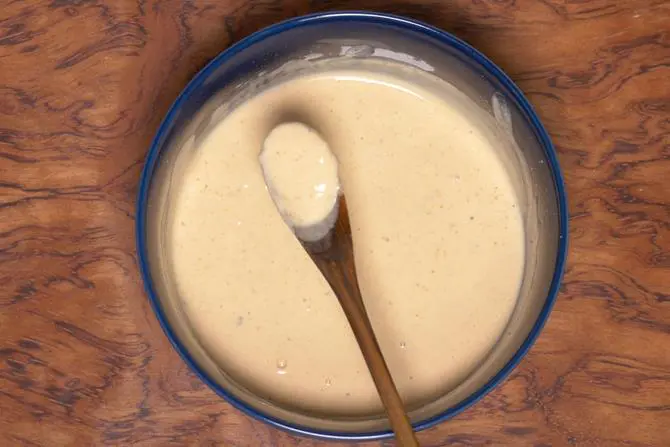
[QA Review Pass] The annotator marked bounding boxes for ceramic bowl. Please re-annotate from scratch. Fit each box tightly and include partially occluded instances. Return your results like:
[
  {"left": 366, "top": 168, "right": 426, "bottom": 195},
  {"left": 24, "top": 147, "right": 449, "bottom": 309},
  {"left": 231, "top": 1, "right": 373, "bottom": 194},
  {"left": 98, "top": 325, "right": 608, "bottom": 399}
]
[{"left": 136, "top": 11, "right": 568, "bottom": 441}]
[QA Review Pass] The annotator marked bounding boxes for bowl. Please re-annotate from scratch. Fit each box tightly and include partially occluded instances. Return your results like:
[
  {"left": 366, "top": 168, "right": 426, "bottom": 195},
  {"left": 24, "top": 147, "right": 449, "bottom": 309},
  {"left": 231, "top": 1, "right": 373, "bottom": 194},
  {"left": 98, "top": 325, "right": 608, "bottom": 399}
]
[{"left": 136, "top": 11, "right": 568, "bottom": 442}]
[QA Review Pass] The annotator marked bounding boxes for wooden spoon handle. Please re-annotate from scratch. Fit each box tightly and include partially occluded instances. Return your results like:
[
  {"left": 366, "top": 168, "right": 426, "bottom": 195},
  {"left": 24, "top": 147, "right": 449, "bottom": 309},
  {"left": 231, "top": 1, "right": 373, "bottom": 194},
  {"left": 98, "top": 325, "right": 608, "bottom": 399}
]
[
  {"left": 310, "top": 253, "right": 418, "bottom": 446},
  {"left": 306, "top": 201, "right": 419, "bottom": 447}
]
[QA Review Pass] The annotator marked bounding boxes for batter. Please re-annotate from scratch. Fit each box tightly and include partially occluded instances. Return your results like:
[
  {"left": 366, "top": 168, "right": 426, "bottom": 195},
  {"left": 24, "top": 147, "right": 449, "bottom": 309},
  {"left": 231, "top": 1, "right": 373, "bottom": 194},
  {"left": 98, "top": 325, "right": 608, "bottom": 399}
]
[
  {"left": 166, "top": 65, "right": 525, "bottom": 415},
  {"left": 260, "top": 122, "right": 340, "bottom": 242}
]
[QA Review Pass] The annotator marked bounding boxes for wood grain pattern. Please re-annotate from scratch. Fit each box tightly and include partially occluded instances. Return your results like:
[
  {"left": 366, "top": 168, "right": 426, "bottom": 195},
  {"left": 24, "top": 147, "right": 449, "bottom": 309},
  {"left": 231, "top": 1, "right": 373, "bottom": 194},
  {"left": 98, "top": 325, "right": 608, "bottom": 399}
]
[{"left": 1, "top": 0, "right": 669, "bottom": 445}]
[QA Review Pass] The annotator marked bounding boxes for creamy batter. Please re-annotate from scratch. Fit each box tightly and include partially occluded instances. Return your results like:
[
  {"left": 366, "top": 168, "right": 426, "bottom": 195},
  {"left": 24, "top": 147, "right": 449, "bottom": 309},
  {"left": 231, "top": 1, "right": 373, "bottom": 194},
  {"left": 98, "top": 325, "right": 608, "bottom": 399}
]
[
  {"left": 166, "top": 66, "right": 525, "bottom": 415},
  {"left": 260, "top": 122, "right": 340, "bottom": 242}
]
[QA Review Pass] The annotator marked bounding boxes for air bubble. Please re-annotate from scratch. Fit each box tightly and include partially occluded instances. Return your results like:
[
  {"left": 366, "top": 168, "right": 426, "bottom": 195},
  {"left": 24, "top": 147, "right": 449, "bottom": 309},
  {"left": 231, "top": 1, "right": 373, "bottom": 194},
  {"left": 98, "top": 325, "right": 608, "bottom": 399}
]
[{"left": 276, "top": 359, "right": 288, "bottom": 375}]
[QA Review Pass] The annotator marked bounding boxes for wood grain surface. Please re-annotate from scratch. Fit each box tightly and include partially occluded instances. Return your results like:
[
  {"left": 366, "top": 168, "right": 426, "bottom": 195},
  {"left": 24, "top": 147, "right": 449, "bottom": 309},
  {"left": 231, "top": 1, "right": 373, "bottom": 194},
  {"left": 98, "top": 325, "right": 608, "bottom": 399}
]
[{"left": 1, "top": 0, "right": 669, "bottom": 445}]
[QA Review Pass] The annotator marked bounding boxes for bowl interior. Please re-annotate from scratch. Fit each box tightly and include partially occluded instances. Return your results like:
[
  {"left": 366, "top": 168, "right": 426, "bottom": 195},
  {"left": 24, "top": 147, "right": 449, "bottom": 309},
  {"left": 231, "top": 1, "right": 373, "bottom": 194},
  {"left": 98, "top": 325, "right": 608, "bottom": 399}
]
[{"left": 138, "top": 12, "right": 566, "bottom": 440}]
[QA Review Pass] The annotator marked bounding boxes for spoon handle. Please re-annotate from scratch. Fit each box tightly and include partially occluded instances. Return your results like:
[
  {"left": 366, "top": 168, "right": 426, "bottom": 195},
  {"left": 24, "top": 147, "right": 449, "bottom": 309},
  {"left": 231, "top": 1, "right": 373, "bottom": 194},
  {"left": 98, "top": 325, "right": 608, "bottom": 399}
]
[{"left": 305, "top": 205, "right": 419, "bottom": 447}]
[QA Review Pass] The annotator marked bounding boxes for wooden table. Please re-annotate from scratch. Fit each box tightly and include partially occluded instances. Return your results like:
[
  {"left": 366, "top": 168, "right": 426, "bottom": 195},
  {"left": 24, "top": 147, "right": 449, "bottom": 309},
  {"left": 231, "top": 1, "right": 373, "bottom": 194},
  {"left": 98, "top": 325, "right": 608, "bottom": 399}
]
[{"left": 2, "top": 1, "right": 669, "bottom": 445}]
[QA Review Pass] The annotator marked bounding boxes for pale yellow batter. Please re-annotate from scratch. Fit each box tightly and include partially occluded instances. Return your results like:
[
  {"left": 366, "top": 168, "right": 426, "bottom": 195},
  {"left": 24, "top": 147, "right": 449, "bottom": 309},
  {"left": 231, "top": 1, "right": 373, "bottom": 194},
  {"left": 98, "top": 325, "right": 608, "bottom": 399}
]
[
  {"left": 260, "top": 122, "right": 340, "bottom": 242},
  {"left": 166, "top": 66, "right": 525, "bottom": 415}
]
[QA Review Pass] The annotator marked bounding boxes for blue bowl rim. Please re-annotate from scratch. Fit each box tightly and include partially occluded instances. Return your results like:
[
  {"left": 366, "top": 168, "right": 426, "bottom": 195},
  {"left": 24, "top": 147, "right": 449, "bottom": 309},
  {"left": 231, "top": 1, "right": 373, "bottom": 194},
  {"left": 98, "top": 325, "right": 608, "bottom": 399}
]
[{"left": 135, "top": 10, "right": 569, "bottom": 442}]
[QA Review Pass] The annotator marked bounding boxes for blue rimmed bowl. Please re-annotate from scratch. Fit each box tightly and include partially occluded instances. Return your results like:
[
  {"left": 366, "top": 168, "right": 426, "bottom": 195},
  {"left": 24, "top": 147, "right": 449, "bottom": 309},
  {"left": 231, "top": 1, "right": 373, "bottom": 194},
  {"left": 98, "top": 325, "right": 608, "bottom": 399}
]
[{"left": 136, "top": 11, "right": 568, "bottom": 442}]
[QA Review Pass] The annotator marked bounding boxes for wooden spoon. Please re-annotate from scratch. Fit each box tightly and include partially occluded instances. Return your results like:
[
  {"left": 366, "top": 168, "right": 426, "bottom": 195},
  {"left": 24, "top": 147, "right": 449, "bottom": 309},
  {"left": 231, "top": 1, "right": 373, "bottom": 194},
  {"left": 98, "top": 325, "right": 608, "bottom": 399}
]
[
  {"left": 302, "top": 198, "right": 419, "bottom": 447},
  {"left": 260, "top": 122, "right": 418, "bottom": 446}
]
